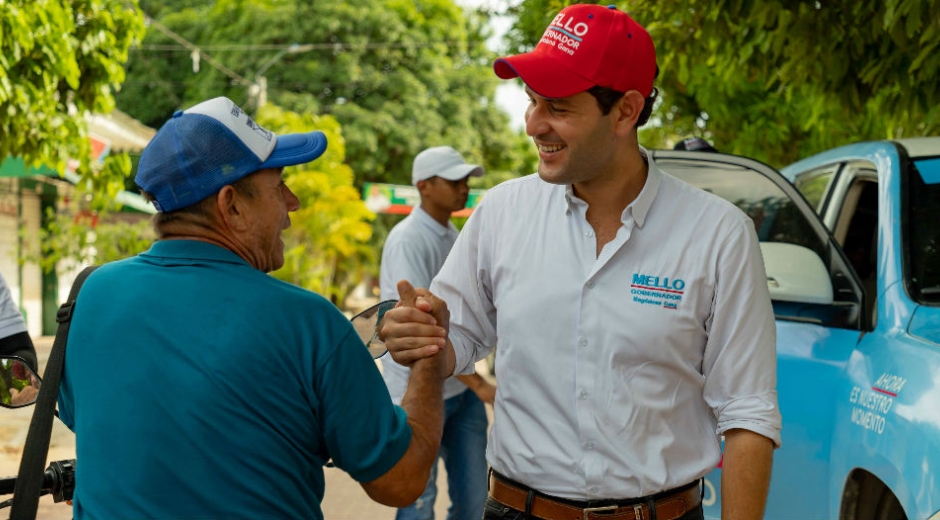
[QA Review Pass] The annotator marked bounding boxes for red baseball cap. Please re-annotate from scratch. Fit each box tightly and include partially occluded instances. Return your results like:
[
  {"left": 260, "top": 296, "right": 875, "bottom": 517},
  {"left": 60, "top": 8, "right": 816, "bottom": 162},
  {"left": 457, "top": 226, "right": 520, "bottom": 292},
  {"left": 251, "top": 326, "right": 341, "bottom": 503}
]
[{"left": 494, "top": 4, "right": 657, "bottom": 99}]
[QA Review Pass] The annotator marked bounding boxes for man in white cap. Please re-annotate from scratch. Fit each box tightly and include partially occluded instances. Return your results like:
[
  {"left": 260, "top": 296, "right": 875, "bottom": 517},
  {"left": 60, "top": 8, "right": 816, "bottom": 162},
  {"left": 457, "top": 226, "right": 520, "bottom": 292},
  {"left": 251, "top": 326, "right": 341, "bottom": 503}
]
[
  {"left": 57, "top": 97, "right": 447, "bottom": 519},
  {"left": 380, "top": 4, "right": 781, "bottom": 520},
  {"left": 379, "top": 145, "right": 495, "bottom": 520}
]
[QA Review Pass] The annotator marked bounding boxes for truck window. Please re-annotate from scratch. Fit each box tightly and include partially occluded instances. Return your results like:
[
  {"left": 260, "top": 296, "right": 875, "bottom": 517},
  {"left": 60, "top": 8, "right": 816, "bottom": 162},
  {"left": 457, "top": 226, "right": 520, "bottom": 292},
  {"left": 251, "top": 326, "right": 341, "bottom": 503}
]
[
  {"left": 835, "top": 177, "right": 878, "bottom": 322},
  {"left": 793, "top": 165, "right": 839, "bottom": 214},
  {"left": 907, "top": 157, "right": 940, "bottom": 304},
  {"left": 656, "top": 159, "right": 826, "bottom": 261}
]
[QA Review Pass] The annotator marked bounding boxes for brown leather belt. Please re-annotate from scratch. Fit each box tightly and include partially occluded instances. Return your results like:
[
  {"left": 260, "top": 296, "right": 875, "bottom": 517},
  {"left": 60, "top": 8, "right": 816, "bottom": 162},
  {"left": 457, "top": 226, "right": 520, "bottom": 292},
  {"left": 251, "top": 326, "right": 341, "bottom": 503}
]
[{"left": 488, "top": 472, "right": 701, "bottom": 520}]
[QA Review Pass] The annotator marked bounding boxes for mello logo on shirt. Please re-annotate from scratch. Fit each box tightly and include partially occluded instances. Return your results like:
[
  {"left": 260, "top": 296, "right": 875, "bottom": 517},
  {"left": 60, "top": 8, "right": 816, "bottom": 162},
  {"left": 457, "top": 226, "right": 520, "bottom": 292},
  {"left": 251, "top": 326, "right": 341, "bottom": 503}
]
[{"left": 630, "top": 273, "right": 685, "bottom": 310}]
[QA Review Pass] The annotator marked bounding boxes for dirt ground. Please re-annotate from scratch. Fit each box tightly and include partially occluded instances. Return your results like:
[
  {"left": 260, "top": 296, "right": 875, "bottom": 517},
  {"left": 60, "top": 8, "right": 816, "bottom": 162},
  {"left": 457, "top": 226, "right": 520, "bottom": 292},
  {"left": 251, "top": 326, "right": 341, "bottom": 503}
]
[{"left": 0, "top": 403, "right": 75, "bottom": 519}]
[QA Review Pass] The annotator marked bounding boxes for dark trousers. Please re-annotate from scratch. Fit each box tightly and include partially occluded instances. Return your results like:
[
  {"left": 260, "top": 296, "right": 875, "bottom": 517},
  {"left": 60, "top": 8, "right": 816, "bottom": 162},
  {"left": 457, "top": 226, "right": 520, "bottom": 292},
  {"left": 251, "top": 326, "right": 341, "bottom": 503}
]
[{"left": 482, "top": 495, "right": 705, "bottom": 520}]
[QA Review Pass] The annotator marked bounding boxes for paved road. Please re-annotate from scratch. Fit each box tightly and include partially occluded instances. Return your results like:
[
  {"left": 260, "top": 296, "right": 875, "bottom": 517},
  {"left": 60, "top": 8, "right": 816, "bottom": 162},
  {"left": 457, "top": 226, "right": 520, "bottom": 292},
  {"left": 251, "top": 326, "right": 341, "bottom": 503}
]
[{"left": 1, "top": 337, "right": 492, "bottom": 519}]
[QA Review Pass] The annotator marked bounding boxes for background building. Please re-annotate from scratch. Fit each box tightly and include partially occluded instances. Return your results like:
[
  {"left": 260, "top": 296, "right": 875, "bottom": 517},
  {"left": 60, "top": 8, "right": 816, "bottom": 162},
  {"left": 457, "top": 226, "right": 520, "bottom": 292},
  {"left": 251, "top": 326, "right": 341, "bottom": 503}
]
[{"left": 0, "top": 110, "right": 155, "bottom": 336}]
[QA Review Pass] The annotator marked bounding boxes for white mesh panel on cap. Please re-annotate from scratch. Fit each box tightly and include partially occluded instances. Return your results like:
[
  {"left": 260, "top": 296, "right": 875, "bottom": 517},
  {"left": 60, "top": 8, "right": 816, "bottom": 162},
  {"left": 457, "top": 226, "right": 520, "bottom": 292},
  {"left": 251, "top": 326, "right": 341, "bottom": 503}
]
[{"left": 184, "top": 97, "right": 277, "bottom": 161}]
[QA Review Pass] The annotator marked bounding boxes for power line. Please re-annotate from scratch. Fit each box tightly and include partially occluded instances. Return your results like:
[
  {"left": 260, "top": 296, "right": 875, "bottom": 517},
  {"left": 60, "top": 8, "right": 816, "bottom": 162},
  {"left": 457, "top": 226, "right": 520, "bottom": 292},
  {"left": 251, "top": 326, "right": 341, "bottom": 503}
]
[
  {"left": 135, "top": 9, "right": 493, "bottom": 111},
  {"left": 142, "top": 14, "right": 252, "bottom": 86},
  {"left": 137, "top": 13, "right": 475, "bottom": 92},
  {"left": 133, "top": 41, "right": 469, "bottom": 52},
  {"left": 132, "top": 47, "right": 183, "bottom": 105}
]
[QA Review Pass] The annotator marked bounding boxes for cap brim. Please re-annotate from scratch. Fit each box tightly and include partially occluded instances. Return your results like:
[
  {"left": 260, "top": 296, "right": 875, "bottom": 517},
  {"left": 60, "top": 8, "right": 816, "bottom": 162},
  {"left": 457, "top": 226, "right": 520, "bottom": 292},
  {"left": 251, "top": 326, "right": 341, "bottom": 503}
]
[
  {"left": 437, "top": 163, "right": 484, "bottom": 181},
  {"left": 260, "top": 131, "right": 328, "bottom": 169},
  {"left": 494, "top": 53, "right": 595, "bottom": 99}
]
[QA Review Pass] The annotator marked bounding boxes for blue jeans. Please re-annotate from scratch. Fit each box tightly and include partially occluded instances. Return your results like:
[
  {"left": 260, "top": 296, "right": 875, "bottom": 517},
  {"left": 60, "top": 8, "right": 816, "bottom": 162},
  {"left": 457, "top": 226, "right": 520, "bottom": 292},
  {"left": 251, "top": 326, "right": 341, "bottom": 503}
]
[{"left": 396, "top": 389, "right": 489, "bottom": 520}]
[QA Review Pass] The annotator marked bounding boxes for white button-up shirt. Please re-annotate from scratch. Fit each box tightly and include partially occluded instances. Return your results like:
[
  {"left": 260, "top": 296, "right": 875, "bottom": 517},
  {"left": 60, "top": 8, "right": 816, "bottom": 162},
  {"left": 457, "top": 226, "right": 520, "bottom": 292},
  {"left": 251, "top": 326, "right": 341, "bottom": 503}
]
[
  {"left": 430, "top": 150, "right": 782, "bottom": 500},
  {"left": 379, "top": 206, "right": 469, "bottom": 404}
]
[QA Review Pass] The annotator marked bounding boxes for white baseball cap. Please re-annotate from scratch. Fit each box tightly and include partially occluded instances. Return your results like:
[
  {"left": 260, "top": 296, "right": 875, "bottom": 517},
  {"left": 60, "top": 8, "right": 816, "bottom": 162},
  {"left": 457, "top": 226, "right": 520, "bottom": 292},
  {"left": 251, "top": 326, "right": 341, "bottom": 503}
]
[{"left": 411, "top": 146, "right": 484, "bottom": 185}]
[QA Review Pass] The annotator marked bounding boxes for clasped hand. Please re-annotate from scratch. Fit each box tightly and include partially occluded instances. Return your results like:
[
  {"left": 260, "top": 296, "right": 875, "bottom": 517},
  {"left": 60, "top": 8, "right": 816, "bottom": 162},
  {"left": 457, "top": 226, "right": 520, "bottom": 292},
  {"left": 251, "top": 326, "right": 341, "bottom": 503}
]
[
  {"left": 10, "top": 383, "right": 38, "bottom": 406},
  {"left": 379, "top": 280, "right": 450, "bottom": 367}
]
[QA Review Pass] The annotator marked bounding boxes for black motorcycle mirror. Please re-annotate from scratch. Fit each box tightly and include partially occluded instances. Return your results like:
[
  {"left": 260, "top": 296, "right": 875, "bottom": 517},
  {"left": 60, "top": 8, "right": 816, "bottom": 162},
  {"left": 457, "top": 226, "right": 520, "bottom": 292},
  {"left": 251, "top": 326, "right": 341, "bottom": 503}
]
[
  {"left": 351, "top": 299, "right": 397, "bottom": 359},
  {"left": 0, "top": 356, "right": 41, "bottom": 409}
]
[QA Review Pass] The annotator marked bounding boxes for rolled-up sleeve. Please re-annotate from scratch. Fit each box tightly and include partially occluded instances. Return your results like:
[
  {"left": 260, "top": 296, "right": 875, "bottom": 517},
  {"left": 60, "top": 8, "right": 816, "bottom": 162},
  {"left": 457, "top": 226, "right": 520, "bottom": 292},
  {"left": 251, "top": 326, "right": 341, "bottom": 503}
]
[{"left": 702, "top": 215, "right": 783, "bottom": 448}]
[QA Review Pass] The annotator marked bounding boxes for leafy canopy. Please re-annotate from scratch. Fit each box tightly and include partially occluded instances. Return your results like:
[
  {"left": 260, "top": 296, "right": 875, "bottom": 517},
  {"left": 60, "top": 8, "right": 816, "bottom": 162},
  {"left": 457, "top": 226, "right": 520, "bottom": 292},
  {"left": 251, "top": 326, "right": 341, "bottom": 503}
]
[
  {"left": 504, "top": 0, "right": 940, "bottom": 166},
  {"left": 258, "top": 105, "right": 376, "bottom": 306},
  {"left": 117, "top": 0, "right": 538, "bottom": 302},
  {"left": 0, "top": 0, "right": 145, "bottom": 190},
  {"left": 119, "top": 0, "right": 536, "bottom": 186}
]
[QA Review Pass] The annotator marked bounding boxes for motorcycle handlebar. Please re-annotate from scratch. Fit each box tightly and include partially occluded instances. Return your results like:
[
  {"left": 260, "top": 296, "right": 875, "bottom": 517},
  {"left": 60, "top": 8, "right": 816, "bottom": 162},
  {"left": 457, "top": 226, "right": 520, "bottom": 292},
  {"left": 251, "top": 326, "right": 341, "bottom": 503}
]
[
  {"left": 0, "top": 459, "right": 75, "bottom": 508},
  {"left": 0, "top": 476, "right": 14, "bottom": 496}
]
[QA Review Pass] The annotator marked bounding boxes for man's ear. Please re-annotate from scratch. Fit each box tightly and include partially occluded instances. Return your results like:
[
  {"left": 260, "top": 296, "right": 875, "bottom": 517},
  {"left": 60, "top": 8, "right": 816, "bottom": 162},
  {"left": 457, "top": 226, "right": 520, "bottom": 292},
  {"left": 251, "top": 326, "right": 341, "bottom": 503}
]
[
  {"left": 415, "top": 179, "right": 431, "bottom": 195},
  {"left": 216, "top": 185, "right": 249, "bottom": 231},
  {"left": 612, "top": 91, "right": 646, "bottom": 136}
]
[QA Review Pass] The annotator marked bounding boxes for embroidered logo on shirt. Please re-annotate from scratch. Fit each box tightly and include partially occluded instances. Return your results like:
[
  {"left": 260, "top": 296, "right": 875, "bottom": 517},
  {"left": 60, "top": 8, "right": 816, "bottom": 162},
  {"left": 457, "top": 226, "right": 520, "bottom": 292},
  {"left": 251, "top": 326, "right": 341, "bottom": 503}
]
[{"left": 630, "top": 273, "right": 685, "bottom": 310}]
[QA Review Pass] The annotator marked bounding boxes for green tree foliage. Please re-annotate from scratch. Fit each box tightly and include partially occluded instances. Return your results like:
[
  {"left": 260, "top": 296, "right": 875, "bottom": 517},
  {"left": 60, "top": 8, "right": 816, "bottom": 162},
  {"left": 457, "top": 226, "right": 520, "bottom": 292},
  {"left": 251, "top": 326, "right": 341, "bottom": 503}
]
[
  {"left": 258, "top": 105, "right": 376, "bottom": 306},
  {"left": 0, "top": 0, "right": 145, "bottom": 192},
  {"left": 19, "top": 184, "right": 155, "bottom": 275},
  {"left": 504, "top": 0, "right": 940, "bottom": 166},
  {"left": 1, "top": 1, "right": 152, "bottom": 274},
  {"left": 23, "top": 102, "right": 374, "bottom": 305},
  {"left": 118, "top": 0, "right": 536, "bottom": 186},
  {"left": 117, "top": 0, "right": 538, "bottom": 304}
]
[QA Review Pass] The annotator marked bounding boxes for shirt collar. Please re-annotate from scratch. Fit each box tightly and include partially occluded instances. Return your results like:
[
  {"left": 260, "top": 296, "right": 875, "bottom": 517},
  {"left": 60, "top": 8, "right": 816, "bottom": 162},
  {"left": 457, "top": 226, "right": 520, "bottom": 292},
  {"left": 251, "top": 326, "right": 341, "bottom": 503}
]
[
  {"left": 563, "top": 185, "right": 579, "bottom": 213},
  {"left": 560, "top": 146, "right": 663, "bottom": 228},
  {"left": 411, "top": 206, "right": 457, "bottom": 236},
  {"left": 630, "top": 146, "right": 662, "bottom": 229},
  {"left": 142, "top": 239, "right": 251, "bottom": 266}
]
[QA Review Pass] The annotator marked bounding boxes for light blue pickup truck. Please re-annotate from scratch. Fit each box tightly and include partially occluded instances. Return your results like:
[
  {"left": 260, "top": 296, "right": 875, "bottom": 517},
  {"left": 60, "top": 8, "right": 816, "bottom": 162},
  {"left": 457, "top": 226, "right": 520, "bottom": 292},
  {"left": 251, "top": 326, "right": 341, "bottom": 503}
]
[{"left": 651, "top": 138, "right": 940, "bottom": 520}]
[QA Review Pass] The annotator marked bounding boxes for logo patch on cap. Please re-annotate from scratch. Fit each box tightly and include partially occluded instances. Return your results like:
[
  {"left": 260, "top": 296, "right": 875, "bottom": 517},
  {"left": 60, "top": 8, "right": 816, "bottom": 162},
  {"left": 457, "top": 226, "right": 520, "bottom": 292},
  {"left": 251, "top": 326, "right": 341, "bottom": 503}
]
[
  {"left": 542, "top": 12, "right": 592, "bottom": 57},
  {"left": 492, "top": 4, "right": 657, "bottom": 99}
]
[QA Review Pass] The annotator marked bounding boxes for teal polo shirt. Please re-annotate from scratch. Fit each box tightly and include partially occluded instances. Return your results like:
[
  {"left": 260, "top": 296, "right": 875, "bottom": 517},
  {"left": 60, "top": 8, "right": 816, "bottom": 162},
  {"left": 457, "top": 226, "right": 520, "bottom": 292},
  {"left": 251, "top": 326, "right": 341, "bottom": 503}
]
[{"left": 58, "top": 240, "right": 411, "bottom": 519}]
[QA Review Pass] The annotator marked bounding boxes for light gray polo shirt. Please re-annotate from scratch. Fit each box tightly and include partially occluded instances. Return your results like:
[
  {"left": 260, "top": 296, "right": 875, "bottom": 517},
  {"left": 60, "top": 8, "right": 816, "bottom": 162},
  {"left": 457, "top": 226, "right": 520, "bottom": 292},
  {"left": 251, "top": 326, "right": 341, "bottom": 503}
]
[{"left": 379, "top": 206, "right": 469, "bottom": 404}]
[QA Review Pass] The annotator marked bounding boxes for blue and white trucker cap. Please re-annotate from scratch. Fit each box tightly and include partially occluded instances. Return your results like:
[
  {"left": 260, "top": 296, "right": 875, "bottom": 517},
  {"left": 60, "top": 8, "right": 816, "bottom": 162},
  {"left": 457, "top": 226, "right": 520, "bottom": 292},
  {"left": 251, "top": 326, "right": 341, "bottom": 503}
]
[{"left": 136, "top": 96, "right": 328, "bottom": 212}]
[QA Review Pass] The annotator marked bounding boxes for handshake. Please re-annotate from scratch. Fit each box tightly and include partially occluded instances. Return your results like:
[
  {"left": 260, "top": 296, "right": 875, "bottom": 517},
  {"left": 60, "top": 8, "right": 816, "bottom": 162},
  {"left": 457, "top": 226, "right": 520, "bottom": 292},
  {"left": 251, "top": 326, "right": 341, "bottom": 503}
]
[{"left": 379, "top": 280, "right": 452, "bottom": 375}]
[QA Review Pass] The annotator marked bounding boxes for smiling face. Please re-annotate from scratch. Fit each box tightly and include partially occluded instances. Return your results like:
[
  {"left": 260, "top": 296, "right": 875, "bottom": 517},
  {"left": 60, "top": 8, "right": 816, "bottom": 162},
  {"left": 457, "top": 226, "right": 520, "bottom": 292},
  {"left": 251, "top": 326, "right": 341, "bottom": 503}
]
[
  {"left": 524, "top": 86, "right": 621, "bottom": 186},
  {"left": 236, "top": 168, "right": 300, "bottom": 272}
]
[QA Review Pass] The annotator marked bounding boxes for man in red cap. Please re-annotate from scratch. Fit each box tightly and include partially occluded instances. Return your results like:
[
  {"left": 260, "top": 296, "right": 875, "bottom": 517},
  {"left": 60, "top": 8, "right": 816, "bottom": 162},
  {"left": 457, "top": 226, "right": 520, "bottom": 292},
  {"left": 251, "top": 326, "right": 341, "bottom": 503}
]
[{"left": 380, "top": 4, "right": 780, "bottom": 520}]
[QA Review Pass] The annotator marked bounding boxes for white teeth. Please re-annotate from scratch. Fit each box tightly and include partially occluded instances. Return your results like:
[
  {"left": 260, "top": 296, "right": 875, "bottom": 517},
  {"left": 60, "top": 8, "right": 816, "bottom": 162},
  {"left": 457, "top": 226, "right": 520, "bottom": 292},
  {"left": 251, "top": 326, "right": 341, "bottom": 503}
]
[{"left": 538, "top": 143, "right": 565, "bottom": 153}]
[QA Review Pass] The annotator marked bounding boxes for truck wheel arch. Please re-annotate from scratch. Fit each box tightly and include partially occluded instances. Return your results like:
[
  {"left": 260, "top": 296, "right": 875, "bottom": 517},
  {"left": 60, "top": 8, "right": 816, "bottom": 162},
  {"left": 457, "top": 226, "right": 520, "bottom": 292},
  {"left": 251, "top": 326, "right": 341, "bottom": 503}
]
[{"left": 841, "top": 469, "right": 906, "bottom": 520}]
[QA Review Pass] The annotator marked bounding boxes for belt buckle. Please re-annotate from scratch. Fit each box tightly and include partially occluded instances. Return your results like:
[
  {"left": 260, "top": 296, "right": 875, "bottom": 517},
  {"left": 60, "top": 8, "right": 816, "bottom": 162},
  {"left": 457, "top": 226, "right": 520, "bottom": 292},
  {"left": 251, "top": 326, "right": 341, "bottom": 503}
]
[{"left": 582, "top": 505, "right": 618, "bottom": 520}]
